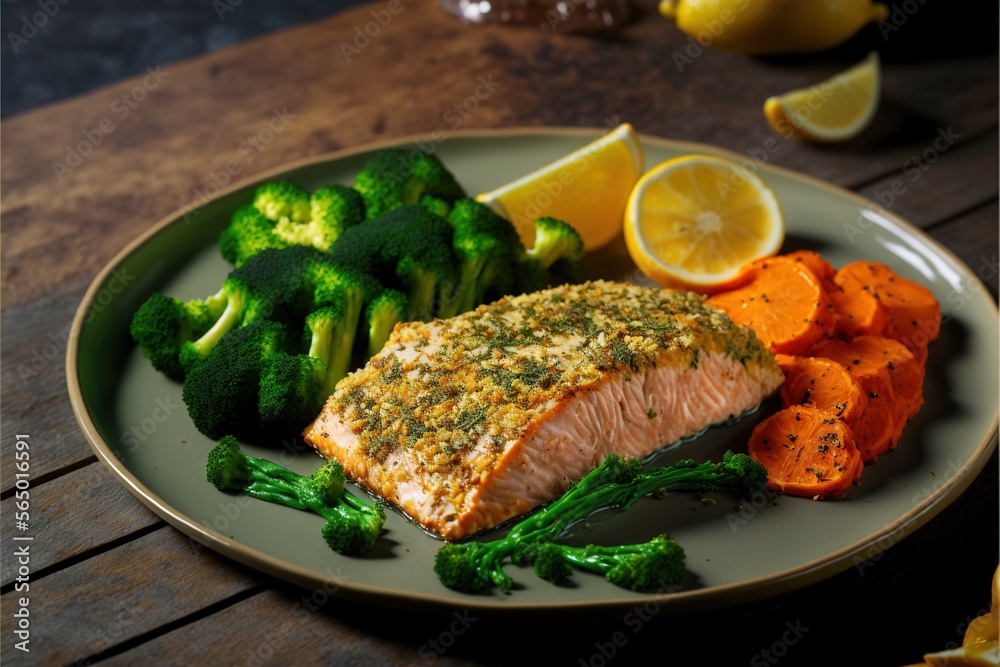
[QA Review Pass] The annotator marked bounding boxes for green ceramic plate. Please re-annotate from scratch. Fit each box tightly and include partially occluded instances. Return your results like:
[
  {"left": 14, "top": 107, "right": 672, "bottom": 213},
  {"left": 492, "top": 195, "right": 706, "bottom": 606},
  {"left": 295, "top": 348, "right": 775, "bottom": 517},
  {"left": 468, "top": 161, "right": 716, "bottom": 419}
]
[{"left": 67, "top": 127, "right": 999, "bottom": 617}]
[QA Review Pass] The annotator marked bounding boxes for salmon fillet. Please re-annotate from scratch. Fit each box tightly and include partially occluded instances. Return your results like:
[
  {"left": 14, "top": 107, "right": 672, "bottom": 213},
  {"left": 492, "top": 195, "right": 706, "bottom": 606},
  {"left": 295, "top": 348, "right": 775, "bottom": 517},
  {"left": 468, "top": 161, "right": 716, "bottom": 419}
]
[{"left": 303, "top": 280, "right": 784, "bottom": 540}]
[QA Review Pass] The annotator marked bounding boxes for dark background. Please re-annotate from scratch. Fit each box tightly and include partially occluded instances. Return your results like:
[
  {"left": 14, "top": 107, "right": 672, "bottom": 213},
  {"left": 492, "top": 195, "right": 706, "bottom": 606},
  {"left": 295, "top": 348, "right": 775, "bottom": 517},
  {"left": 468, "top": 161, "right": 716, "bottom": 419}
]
[
  {"left": 3, "top": 0, "right": 998, "bottom": 118},
  {"left": 1, "top": 0, "right": 367, "bottom": 118}
]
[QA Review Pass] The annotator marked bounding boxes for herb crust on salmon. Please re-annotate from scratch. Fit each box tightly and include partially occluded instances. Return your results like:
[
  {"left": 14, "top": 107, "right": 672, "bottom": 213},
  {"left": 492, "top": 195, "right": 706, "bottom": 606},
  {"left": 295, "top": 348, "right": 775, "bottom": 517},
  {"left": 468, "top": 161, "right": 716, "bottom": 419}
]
[{"left": 303, "top": 280, "right": 784, "bottom": 540}]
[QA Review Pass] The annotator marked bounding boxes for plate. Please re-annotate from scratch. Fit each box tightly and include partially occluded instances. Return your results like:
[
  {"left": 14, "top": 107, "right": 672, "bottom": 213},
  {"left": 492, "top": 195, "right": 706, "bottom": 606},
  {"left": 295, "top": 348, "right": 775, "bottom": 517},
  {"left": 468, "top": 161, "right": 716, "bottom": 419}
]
[{"left": 67, "top": 127, "right": 999, "bottom": 616}]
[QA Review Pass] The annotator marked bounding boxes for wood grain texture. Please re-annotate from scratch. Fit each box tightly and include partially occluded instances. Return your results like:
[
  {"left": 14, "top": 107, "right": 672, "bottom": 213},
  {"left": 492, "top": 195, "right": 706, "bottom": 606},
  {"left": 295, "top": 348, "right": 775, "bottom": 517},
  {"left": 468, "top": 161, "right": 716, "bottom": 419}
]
[
  {"left": 859, "top": 128, "right": 999, "bottom": 229},
  {"left": 0, "top": 462, "right": 161, "bottom": 588},
  {"left": 1, "top": 0, "right": 997, "bottom": 492},
  {"left": 0, "top": 1, "right": 996, "bottom": 665},
  {"left": 0, "top": 526, "right": 260, "bottom": 667},
  {"left": 929, "top": 201, "right": 1000, "bottom": 297}
]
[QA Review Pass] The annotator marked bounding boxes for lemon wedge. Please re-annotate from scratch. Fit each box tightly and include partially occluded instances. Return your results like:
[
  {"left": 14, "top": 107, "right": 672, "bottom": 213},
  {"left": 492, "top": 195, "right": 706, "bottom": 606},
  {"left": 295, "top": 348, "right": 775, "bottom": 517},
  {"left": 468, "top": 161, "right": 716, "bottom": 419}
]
[
  {"left": 624, "top": 154, "right": 785, "bottom": 293},
  {"left": 764, "top": 52, "right": 881, "bottom": 143},
  {"left": 476, "top": 123, "right": 644, "bottom": 251}
]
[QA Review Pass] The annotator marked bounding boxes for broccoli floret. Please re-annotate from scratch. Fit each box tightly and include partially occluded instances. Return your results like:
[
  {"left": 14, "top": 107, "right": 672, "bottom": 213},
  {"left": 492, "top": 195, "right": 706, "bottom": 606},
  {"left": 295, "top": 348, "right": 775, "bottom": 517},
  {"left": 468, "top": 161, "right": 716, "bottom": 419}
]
[
  {"left": 221, "top": 183, "right": 366, "bottom": 266},
  {"left": 128, "top": 292, "right": 218, "bottom": 378},
  {"left": 524, "top": 217, "right": 584, "bottom": 280},
  {"left": 366, "top": 289, "right": 408, "bottom": 357},
  {"left": 206, "top": 437, "right": 386, "bottom": 555},
  {"left": 321, "top": 495, "right": 387, "bottom": 555},
  {"left": 133, "top": 246, "right": 374, "bottom": 376},
  {"left": 273, "top": 184, "right": 366, "bottom": 253},
  {"left": 253, "top": 181, "right": 311, "bottom": 223},
  {"left": 257, "top": 352, "right": 326, "bottom": 437},
  {"left": 183, "top": 320, "right": 299, "bottom": 441},
  {"left": 354, "top": 149, "right": 465, "bottom": 219},
  {"left": 434, "top": 540, "right": 512, "bottom": 593},
  {"left": 329, "top": 205, "right": 457, "bottom": 322},
  {"left": 219, "top": 204, "right": 291, "bottom": 267},
  {"left": 525, "top": 536, "right": 685, "bottom": 592},
  {"left": 175, "top": 246, "right": 318, "bottom": 371},
  {"left": 418, "top": 194, "right": 452, "bottom": 218},
  {"left": 434, "top": 451, "right": 763, "bottom": 593},
  {"left": 175, "top": 249, "right": 382, "bottom": 440},
  {"left": 438, "top": 199, "right": 524, "bottom": 318}
]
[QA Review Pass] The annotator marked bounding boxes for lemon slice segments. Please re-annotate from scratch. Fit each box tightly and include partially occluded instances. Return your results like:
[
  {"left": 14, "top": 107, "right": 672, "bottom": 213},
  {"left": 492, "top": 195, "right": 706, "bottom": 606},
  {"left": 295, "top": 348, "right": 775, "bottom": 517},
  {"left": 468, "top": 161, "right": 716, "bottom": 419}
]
[
  {"left": 476, "top": 123, "right": 645, "bottom": 251},
  {"left": 624, "top": 154, "right": 785, "bottom": 292},
  {"left": 764, "top": 51, "right": 881, "bottom": 143}
]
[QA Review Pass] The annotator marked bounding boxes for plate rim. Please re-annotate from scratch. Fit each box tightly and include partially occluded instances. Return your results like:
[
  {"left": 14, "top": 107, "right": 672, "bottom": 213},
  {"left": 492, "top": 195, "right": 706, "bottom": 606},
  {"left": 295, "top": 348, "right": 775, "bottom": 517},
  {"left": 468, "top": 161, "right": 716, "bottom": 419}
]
[{"left": 66, "top": 125, "right": 1000, "bottom": 616}]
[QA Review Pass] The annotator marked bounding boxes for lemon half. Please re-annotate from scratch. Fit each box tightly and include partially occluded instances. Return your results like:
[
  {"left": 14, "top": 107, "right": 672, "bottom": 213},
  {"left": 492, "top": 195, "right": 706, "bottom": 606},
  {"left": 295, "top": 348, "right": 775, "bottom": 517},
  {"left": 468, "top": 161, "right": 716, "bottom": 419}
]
[
  {"left": 624, "top": 154, "right": 785, "bottom": 293},
  {"left": 476, "top": 123, "right": 644, "bottom": 251},
  {"left": 764, "top": 52, "right": 881, "bottom": 143}
]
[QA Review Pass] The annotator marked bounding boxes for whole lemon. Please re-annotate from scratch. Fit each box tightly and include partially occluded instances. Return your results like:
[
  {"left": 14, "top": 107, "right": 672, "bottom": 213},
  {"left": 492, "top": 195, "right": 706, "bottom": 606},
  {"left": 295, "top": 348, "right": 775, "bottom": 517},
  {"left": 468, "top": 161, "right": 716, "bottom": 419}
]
[{"left": 659, "top": 0, "right": 889, "bottom": 55}]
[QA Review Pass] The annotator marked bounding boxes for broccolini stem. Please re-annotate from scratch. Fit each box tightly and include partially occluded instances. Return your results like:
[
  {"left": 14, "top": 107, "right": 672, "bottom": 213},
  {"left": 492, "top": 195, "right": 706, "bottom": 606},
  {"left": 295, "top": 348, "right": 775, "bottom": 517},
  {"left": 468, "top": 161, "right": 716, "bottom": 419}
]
[{"left": 243, "top": 482, "right": 311, "bottom": 510}]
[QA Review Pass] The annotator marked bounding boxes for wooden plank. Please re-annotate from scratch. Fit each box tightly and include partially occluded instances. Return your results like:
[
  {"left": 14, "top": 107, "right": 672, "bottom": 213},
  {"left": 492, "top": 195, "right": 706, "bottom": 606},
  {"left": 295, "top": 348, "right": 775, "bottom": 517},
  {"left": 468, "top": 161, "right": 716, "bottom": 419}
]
[
  {"left": 98, "top": 586, "right": 475, "bottom": 667},
  {"left": 927, "top": 201, "right": 1000, "bottom": 297},
  {"left": 0, "top": 526, "right": 259, "bottom": 666},
  {"left": 0, "top": 462, "right": 161, "bottom": 588},
  {"left": 99, "top": 448, "right": 998, "bottom": 667},
  {"left": 858, "top": 129, "right": 999, "bottom": 229},
  {"left": 0, "top": 281, "right": 110, "bottom": 490},
  {"left": 2, "top": 2, "right": 996, "bottom": 492},
  {"left": 1, "top": 2, "right": 996, "bottom": 311}
]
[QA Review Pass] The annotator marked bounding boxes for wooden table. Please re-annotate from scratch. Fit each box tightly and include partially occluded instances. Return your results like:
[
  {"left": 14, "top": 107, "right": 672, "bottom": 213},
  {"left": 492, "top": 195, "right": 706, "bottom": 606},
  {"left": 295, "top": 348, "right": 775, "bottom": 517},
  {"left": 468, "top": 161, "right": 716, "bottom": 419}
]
[{"left": 2, "top": 2, "right": 997, "bottom": 665}]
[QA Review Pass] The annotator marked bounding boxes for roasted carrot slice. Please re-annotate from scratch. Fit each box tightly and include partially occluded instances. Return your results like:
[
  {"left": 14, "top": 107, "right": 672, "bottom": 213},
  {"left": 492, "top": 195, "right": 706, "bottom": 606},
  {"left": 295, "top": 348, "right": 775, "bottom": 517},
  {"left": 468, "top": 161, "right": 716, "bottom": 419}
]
[
  {"left": 707, "top": 255, "right": 836, "bottom": 356},
  {"left": 747, "top": 405, "right": 864, "bottom": 497},
  {"left": 785, "top": 249, "right": 837, "bottom": 283},
  {"left": 779, "top": 356, "right": 869, "bottom": 435},
  {"left": 833, "top": 261, "right": 941, "bottom": 359},
  {"left": 812, "top": 337, "right": 920, "bottom": 459},
  {"left": 814, "top": 335, "right": 924, "bottom": 419}
]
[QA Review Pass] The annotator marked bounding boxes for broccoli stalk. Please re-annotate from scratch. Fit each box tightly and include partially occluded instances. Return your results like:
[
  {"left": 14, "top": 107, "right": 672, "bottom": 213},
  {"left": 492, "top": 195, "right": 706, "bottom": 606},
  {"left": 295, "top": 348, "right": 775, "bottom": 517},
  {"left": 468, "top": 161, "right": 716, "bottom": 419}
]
[
  {"left": 365, "top": 289, "right": 408, "bottom": 357},
  {"left": 206, "top": 436, "right": 386, "bottom": 555},
  {"left": 306, "top": 303, "right": 360, "bottom": 397},
  {"left": 523, "top": 217, "right": 584, "bottom": 280},
  {"left": 439, "top": 199, "right": 524, "bottom": 318},
  {"left": 525, "top": 536, "right": 686, "bottom": 592},
  {"left": 433, "top": 451, "right": 767, "bottom": 593}
]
